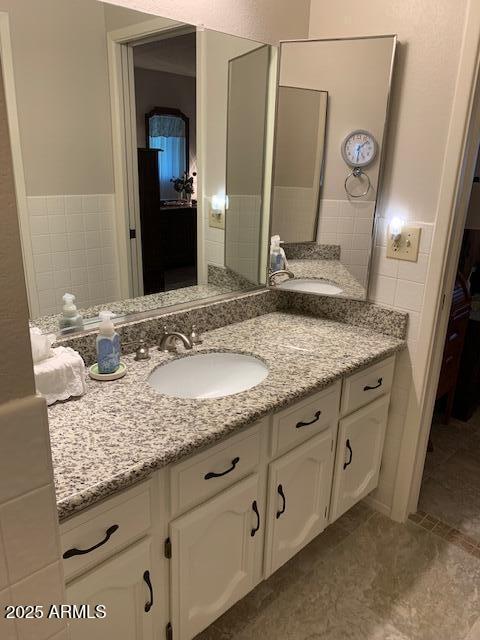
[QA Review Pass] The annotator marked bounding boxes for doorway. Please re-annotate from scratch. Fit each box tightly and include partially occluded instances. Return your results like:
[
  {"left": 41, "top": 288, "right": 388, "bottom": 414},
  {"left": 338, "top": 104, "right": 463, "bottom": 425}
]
[
  {"left": 107, "top": 19, "right": 197, "bottom": 300},
  {"left": 134, "top": 33, "right": 197, "bottom": 294},
  {"left": 415, "top": 157, "right": 480, "bottom": 553}
]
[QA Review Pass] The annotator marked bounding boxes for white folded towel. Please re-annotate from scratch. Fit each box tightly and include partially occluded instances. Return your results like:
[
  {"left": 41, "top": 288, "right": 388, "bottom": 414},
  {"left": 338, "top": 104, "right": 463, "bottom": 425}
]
[
  {"left": 30, "top": 327, "right": 55, "bottom": 364},
  {"left": 34, "top": 346, "right": 87, "bottom": 405}
]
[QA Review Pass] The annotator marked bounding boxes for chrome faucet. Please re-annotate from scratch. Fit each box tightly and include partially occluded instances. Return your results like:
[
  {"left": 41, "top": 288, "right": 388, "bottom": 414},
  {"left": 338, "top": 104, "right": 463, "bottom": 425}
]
[
  {"left": 159, "top": 326, "right": 194, "bottom": 353},
  {"left": 268, "top": 269, "right": 295, "bottom": 286}
]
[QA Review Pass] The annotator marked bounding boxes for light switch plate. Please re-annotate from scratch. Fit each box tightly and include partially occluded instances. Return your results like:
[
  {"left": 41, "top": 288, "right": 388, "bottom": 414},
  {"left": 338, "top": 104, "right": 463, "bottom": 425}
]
[
  {"left": 386, "top": 226, "right": 421, "bottom": 261},
  {"left": 209, "top": 211, "right": 225, "bottom": 230}
]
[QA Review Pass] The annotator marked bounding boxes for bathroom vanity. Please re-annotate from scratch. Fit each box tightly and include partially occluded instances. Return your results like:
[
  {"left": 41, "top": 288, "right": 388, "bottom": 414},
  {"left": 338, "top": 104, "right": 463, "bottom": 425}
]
[
  {"left": 2, "top": 2, "right": 404, "bottom": 636},
  {"left": 48, "top": 312, "right": 403, "bottom": 640}
]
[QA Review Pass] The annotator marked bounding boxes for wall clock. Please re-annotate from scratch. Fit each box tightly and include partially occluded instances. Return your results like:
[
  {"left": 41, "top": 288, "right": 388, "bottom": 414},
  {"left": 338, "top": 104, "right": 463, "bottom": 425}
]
[{"left": 341, "top": 130, "right": 378, "bottom": 168}]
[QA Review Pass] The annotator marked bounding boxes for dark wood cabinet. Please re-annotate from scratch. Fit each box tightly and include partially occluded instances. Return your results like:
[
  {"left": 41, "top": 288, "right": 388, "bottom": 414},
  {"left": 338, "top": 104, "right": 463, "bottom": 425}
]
[
  {"left": 137, "top": 149, "right": 197, "bottom": 294},
  {"left": 436, "top": 273, "right": 471, "bottom": 423}
]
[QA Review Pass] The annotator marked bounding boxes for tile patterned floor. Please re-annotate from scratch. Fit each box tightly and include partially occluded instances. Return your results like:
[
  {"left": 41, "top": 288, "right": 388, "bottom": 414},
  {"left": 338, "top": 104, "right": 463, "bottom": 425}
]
[
  {"left": 418, "top": 408, "right": 480, "bottom": 545},
  {"left": 195, "top": 501, "right": 480, "bottom": 640}
]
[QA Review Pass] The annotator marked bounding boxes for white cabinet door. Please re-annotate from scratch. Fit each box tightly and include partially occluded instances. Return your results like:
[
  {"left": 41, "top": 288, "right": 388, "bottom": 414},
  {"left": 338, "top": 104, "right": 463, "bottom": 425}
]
[
  {"left": 66, "top": 537, "right": 154, "bottom": 640},
  {"left": 264, "top": 429, "right": 335, "bottom": 577},
  {"left": 170, "top": 474, "right": 262, "bottom": 640},
  {"left": 330, "top": 394, "right": 390, "bottom": 522}
]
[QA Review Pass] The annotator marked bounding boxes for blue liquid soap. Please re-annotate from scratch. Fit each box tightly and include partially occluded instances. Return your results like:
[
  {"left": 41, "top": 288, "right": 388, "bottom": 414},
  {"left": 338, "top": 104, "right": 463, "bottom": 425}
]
[{"left": 96, "top": 311, "right": 121, "bottom": 374}]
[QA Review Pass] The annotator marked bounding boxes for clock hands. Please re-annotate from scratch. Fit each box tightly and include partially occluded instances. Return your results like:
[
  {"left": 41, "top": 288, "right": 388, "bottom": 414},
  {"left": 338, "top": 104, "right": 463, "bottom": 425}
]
[{"left": 355, "top": 140, "right": 368, "bottom": 162}]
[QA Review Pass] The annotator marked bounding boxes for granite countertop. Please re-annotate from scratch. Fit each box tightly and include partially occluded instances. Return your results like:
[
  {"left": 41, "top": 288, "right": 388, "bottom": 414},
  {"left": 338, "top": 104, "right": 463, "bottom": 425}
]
[
  {"left": 48, "top": 312, "right": 405, "bottom": 521},
  {"left": 286, "top": 259, "right": 367, "bottom": 300},
  {"left": 33, "top": 280, "right": 255, "bottom": 335}
]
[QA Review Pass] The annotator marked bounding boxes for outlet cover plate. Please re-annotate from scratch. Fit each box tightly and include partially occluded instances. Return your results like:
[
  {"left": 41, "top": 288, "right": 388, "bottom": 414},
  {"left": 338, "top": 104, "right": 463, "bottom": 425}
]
[
  {"left": 209, "top": 211, "right": 224, "bottom": 230},
  {"left": 386, "top": 226, "right": 421, "bottom": 262}
]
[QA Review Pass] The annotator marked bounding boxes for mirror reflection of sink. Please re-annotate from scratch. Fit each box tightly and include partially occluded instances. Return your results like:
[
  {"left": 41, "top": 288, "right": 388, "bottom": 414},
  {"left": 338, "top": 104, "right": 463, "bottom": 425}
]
[
  {"left": 277, "top": 278, "right": 343, "bottom": 296},
  {"left": 148, "top": 352, "right": 269, "bottom": 399}
]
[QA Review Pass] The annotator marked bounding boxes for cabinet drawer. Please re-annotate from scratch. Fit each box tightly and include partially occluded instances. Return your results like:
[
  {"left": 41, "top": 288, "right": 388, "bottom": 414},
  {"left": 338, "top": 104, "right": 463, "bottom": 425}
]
[
  {"left": 271, "top": 382, "right": 340, "bottom": 457},
  {"left": 61, "top": 482, "right": 152, "bottom": 582},
  {"left": 341, "top": 356, "right": 395, "bottom": 416},
  {"left": 170, "top": 421, "right": 264, "bottom": 516}
]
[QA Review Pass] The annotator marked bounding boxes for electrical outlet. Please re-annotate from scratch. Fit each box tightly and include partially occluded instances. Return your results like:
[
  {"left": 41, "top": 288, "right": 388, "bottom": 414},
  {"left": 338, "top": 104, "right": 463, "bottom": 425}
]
[
  {"left": 209, "top": 211, "right": 224, "bottom": 230},
  {"left": 386, "top": 226, "right": 421, "bottom": 261}
]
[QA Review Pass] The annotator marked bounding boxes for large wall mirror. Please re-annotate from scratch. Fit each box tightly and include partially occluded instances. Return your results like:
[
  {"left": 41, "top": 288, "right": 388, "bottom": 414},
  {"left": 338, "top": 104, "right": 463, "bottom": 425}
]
[
  {"left": 270, "top": 36, "right": 396, "bottom": 300},
  {"left": 5, "top": 1, "right": 274, "bottom": 334}
]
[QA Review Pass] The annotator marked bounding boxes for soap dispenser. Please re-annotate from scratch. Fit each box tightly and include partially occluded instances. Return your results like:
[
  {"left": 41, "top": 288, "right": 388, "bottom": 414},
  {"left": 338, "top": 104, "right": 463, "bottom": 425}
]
[
  {"left": 59, "top": 293, "right": 84, "bottom": 333},
  {"left": 96, "top": 311, "right": 121, "bottom": 374},
  {"left": 270, "top": 235, "right": 287, "bottom": 271}
]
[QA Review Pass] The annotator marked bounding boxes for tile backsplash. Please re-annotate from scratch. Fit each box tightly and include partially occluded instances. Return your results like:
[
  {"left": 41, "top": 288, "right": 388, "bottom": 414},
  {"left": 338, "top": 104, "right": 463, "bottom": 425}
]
[
  {"left": 316, "top": 198, "right": 376, "bottom": 287},
  {"left": 28, "top": 194, "right": 121, "bottom": 316}
]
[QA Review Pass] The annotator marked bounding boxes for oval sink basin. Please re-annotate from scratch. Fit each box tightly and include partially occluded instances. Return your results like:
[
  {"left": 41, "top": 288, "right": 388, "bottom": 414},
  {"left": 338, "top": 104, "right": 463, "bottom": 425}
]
[
  {"left": 148, "top": 352, "right": 269, "bottom": 399},
  {"left": 277, "top": 278, "right": 343, "bottom": 296}
]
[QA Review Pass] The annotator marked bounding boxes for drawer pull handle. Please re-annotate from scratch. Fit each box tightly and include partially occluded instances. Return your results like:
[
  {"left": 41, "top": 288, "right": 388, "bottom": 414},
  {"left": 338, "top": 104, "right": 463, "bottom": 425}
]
[
  {"left": 343, "top": 439, "right": 353, "bottom": 470},
  {"left": 63, "top": 524, "right": 119, "bottom": 559},
  {"left": 296, "top": 410, "right": 322, "bottom": 429},
  {"left": 204, "top": 456, "right": 240, "bottom": 480},
  {"left": 251, "top": 500, "right": 260, "bottom": 537},
  {"left": 143, "top": 570, "right": 154, "bottom": 613},
  {"left": 276, "top": 484, "right": 286, "bottom": 519},
  {"left": 363, "top": 377, "right": 383, "bottom": 391}
]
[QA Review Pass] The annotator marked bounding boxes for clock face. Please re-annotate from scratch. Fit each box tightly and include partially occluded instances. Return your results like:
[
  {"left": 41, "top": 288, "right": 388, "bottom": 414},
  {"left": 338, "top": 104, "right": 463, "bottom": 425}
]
[{"left": 341, "top": 130, "right": 378, "bottom": 168}]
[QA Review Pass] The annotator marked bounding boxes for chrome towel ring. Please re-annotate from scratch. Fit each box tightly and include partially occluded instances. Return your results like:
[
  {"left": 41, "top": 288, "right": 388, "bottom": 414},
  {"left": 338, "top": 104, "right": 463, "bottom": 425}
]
[{"left": 344, "top": 167, "right": 371, "bottom": 198}]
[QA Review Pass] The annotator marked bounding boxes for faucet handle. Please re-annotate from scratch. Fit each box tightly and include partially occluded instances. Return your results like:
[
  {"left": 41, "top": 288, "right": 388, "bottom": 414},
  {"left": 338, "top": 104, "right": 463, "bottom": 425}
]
[
  {"left": 189, "top": 324, "right": 202, "bottom": 345},
  {"left": 134, "top": 338, "right": 150, "bottom": 361}
]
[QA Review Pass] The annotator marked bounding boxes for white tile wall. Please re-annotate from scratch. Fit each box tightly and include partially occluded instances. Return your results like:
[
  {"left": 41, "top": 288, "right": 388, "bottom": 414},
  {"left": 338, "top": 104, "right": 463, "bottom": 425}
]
[
  {"left": 0, "top": 396, "right": 67, "bottom": 640},
  {"left": 1, "top": 486, "right": 60, "bottom": 583},
  {"left": 27, "top": 194, "right": 120, "bottom": 316},
  {"left": 10, "top": 562, "right": 65, "bottom": 640},
  {"left": 367, "top": 218, "right": 435, "bottom": 512},
  {"left": 317, "top": 198, "right": 376, "bottom": 287},
  {"left": 205, "top": 200, "right": 225, "bottom": 269},
  {"left": 225, "top": 194, "right": 262, "bottom": 284}
]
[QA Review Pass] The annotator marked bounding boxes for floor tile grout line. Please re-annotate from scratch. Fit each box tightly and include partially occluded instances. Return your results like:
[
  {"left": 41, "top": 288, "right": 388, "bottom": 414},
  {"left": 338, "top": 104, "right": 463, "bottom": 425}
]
[{"left": 409, "top": 511, "right": 480, "bottom": 558}]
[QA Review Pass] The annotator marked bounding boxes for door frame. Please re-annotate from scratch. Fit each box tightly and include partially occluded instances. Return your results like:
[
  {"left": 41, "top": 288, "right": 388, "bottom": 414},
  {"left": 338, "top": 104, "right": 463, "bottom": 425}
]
[
  {"left": 391, "top": 1, "right": 480, "bottom": 519},
  {"left": 0, "top": 12, "right": 39, "bottom": 317},
  {"left": 106, "top": 17, "right": 192, "bottom": 298}
]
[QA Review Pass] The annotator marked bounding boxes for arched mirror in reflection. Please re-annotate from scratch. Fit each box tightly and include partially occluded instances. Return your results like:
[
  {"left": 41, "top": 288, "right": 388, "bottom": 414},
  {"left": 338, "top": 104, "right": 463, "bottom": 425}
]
[{"left": 145, "top": 107, "right": 189, "bottom": 202}]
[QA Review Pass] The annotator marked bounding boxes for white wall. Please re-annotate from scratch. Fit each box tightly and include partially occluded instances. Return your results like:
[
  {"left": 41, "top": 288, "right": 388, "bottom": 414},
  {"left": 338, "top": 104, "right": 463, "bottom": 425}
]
[
  {"left": 308, "top": 0, "right": 468, "bottom": 513},
  {"left": 279, "top": 37, "right": 394, "bottom": 202},
  {"left": 0, "top": 0, "right": 114, "bottom": 196},
  {"left": 272, "top": 87, "right": 326, "bottom": 243},
  {"left": 102, "top": 0, "right": 311, "bottom": 45},
  {"left": 1, "top": 0, "right": 127, "bottom": 317},
  {"left": 309, "top": 0, "right": 466, "bottom": 225},
  {"left": 200, "top": 30, "right": 264, "bottom": 269}
]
